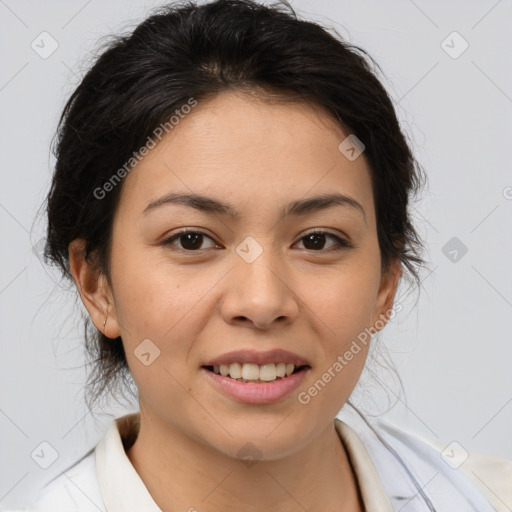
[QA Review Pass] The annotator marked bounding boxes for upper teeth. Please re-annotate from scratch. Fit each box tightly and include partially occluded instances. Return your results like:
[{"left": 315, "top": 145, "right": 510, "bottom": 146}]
[{"left": 213, "top": 363, "right": 296, "bottom": 381}]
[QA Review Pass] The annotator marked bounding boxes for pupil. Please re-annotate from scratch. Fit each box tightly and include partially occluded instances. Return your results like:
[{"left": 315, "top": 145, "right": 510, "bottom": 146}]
[
  {"left": 304, "top": 233, "right": 325, "bottom": 250},
  {"left": 179, "top": 233, "right": 327, "bottom": 251},
  {"left": 181, "top": 233, "right": 202, "bottom": 250}
]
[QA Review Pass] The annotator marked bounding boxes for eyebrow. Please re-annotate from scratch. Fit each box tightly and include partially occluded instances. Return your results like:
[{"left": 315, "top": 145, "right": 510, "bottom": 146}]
[{"left": 143, "top": 191, "right": 366, "bottom": 223}]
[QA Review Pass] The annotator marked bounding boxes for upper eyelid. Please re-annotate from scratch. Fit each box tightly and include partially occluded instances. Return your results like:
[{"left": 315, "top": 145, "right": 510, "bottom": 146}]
[{"left": 163, "top": 228, "right": 349, "bottom": 246}]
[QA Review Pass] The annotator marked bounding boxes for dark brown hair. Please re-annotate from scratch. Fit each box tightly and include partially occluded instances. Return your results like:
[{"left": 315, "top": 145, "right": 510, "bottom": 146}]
[{"left": 44, "top": 0, "right": 426, "bottom": 411}]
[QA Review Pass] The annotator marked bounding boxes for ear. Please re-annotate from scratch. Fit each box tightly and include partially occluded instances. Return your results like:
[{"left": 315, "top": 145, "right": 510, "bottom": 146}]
[
  {"left": 68, "top": 239, "right": 121, "bottom": 339},
  {"left": 371, "top": 258, "right": 402, "bottom": 332}
]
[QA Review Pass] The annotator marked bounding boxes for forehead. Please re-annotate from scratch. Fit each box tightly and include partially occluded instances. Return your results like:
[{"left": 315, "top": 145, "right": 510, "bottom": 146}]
[{"left": 117, "top": 90, "right": 375, "bottom": 224}]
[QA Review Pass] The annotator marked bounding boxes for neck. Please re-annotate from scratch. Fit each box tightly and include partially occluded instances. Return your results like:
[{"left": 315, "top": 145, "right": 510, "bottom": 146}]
[{"left": 126, "top": 407, "right": 363, "bottom": 512}]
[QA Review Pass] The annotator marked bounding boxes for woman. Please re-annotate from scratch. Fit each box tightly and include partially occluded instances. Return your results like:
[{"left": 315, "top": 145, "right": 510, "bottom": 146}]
[{"left": 15, "top": 0, "right": 511, "bottom": 510}]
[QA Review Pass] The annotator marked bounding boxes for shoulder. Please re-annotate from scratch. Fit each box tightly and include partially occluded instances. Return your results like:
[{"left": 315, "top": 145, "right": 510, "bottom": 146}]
[
  {"left": 375, "top": 418, "right": 512, "bottom": 511},
  {"left": 23, "top": 448, "right": 106, "bottom": 512},
  {"left": 408, "top": 427, "right": 512, "bottom": 511},
  {"left": 461, "top": 448, "right": 512, "bottom": 510},
  {"left": 337, "top": 405, "right": 512, "bottom": 511}
]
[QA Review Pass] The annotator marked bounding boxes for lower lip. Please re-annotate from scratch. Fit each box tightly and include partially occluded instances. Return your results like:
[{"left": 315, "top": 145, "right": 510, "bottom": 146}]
[{"left": 201, "top": 367, "right": 310, "bottom": 404}]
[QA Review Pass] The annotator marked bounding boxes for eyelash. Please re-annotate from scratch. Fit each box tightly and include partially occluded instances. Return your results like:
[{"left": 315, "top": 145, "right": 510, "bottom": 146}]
[{"left": 160, "top": 228, "right": 352, "bottom": 253}]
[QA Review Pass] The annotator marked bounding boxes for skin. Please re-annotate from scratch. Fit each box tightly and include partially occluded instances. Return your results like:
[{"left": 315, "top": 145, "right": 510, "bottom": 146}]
[{"left": 70, "top": 90, "right": 401, "bottom": 511}]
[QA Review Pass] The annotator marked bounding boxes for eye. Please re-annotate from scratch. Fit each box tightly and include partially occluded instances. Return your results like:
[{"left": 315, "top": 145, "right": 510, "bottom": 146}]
[
  {"left": 161, "top": 229, "right": 351, "bottom": 253},
  {"left": 161, "top": 229, "right": 219, "bottom": 251},
  {"left": 295, "top": 230, "right": 351, "bottom": 252}
]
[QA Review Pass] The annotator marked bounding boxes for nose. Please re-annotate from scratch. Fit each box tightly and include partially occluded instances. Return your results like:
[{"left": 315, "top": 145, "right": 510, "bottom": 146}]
[{"left": 220, "top": 249, "right": 300, "bottom": 330}]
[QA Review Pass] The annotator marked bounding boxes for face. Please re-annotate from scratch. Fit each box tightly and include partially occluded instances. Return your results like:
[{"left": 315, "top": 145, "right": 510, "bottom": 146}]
[{"left": 74, "top": 90, "right": 400, "bottom": 460}]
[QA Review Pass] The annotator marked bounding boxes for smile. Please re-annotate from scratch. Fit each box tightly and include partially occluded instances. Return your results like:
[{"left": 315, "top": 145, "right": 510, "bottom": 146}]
[
  {"left": 202, "top": 362, "right": 310, "bottom": 383},
  {"left": 201, "top": 364, "right": 311, "bottom": 404}
]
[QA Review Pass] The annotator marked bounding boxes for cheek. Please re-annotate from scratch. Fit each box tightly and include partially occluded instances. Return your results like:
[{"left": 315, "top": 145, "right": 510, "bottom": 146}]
[
  {"left": 110, "top": 257, "right": 207, "bottom": 409},
  {"left": 110, "top": 245, "right": 189, "bottom": 333},
  {"left": 298, "top": 257, "right": 381, "bottom": 406},
  {"left": 297, "top": 279, "right": 377, "bottom": 417},
  {"left": 303, "top": 262, "right": 381, "bottom": 341},
  {"left": 109, "top": 248, "right": 223, "bottom": 373}
]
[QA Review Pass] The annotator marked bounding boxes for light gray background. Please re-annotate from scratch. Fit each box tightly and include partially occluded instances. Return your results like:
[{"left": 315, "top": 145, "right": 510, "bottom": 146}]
[{"left": 1, "top": 0, "right": 511, "bottom": 508}]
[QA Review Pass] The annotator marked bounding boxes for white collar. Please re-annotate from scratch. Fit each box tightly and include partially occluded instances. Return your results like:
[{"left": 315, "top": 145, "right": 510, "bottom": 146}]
[
  {"left": 94, "top": 409, "right": 500, "bottom": 512},
  {"left": 95, "top": 413, "right": 160, "bottom": 512},
  {"left": 94, "top": 413, "right": 392, "bottom": 511}
]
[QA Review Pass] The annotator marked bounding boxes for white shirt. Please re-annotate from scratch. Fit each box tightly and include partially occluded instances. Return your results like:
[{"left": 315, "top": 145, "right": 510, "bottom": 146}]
[{"left": 12, "top": 405, "right": 512, "bottom": 512}]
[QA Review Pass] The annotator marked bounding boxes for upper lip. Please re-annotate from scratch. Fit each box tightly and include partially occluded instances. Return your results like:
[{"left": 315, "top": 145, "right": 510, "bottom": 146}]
[{"left": 202, "top": 349, "right": 311, "bottom": 367}]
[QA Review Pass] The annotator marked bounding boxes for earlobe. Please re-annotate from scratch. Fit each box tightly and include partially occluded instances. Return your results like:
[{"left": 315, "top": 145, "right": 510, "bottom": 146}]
[{"left": 68, "top": 239, "right": 121, "bottom": 339}]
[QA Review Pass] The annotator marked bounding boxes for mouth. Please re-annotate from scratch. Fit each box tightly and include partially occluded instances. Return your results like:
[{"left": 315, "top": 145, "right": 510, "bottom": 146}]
[
  {"left": 200, "top": 362, "right": 311, "bottom": 404},
  {"left": 201, "top": 363, "right": 311, "bottom": 383}
]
